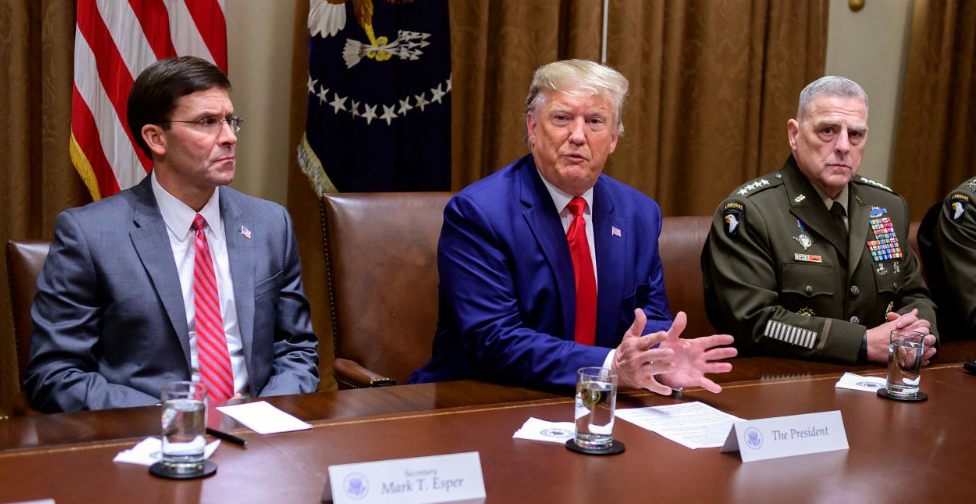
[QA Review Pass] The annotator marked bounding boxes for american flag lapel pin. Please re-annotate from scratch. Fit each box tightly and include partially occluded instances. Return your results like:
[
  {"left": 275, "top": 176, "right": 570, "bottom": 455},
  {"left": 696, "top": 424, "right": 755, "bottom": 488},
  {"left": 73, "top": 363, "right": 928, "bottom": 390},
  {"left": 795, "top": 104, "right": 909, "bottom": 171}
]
[
  {"left": 241, "top": 226, "right": 252, "bottom": 239},
  {"left": 611, "top": 226, "right": 622, "bottom": 238}
]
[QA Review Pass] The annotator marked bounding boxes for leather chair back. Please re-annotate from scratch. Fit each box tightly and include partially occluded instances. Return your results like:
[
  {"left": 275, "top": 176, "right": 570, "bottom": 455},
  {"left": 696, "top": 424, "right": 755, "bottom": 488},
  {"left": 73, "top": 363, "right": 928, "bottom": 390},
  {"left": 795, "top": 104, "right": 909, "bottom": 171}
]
[
  {"left": 6, "top": 240, "right": 50, "bottom": 383},
  {"left": 322, "top": 193, "right": 452, "bottom": 387},
  {"left": 659, "top": 216, "right": 717, "bottom": 338}
]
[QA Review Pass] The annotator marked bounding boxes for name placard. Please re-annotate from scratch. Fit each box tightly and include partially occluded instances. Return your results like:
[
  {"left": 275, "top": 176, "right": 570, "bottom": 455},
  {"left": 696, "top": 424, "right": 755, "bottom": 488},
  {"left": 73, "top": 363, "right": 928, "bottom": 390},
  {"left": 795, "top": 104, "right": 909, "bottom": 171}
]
[
  {"left": 721, "top": 410, "right": 849, "bottom": 462},
  {"left": 327, "top": 451, "right": 486, "bottom": 504}
]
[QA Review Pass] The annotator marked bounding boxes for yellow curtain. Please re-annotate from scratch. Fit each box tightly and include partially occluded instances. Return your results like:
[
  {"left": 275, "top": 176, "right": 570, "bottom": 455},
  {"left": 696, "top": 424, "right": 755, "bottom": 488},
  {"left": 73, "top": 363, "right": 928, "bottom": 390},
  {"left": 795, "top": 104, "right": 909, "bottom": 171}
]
[
  {"left": 892, "top": 0, "right": 976, "bottom": 220},
  {"left": 0, "top": 0, "right": 86, "bottom": 413},
  {"left": 605, "top": 0, "right": 828, "bottom": 216}
]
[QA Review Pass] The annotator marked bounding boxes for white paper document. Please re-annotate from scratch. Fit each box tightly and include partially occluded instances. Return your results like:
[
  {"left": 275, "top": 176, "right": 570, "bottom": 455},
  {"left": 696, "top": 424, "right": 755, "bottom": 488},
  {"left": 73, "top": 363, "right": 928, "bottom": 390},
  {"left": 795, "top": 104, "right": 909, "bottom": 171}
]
[
  {"left": 616, "top": 402, "right": 744, "bottom": 449},
  {"left": 512, "top": 417, "right": 576, "bottom": 444},
  {"left": 217, "top": 401, "right": 312, "bottom": 434},
  {"left": 113, "top": 437, "right": 220, "bottom": 466},
  {"left": 835, "top": 372, "right": 886, "bottom": 393}
]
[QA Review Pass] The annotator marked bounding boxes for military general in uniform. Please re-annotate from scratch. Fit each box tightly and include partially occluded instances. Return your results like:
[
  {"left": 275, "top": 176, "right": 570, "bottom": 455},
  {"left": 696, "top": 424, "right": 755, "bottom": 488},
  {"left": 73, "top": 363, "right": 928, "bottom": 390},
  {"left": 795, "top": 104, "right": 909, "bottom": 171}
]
[
  {"left": 918, "top": 176, "right": 976, "bottom": 340},
  {"left": 702, "top": 76, "right": 937, "bottom": 365}
]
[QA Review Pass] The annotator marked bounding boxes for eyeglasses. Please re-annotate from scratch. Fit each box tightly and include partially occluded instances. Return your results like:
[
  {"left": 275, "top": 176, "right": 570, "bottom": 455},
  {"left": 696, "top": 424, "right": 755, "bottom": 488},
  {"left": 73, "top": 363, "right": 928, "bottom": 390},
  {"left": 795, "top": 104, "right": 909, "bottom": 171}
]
[{"left": 162, "top": 116, "right": 244, "bottom": 133}]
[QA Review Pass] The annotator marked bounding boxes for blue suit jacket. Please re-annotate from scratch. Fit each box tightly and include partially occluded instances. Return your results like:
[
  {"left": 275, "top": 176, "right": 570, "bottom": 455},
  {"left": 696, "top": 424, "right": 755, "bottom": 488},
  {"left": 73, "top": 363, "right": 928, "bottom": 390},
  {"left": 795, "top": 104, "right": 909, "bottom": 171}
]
[
  {"left": 23, "top": 176, "right": 319, "bottom": 412},
  {"left": 410, "top": 155, "right": 672, "bottom": 389}
]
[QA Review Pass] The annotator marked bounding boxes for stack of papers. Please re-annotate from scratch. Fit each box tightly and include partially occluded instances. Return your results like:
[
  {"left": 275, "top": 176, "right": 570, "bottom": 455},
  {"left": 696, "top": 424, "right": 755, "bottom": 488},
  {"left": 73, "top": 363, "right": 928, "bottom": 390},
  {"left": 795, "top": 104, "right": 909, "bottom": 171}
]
[
  {"left": 217, "top": 401, "right": 312, "bottom": 434},
  {"left": 616, "top": 402, "right": 744, "bottom": 449}
]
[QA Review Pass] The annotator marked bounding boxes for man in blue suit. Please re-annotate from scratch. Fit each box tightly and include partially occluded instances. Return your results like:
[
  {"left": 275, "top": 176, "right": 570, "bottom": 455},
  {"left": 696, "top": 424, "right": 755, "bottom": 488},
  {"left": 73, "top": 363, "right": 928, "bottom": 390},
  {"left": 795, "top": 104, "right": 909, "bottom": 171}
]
[
  {"left": 411, "top": 60, "right": 736, "bottom": 393},
  {"left": 24, "top": 57, "right": 319, "bottom": 412}
]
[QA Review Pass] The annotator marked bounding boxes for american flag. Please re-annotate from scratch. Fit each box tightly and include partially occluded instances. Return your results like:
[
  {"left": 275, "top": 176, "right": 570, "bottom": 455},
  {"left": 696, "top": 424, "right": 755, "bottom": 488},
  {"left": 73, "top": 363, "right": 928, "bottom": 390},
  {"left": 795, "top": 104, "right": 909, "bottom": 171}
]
[{"left": 70, "top": 0, "right": 228, "bottom": 200}]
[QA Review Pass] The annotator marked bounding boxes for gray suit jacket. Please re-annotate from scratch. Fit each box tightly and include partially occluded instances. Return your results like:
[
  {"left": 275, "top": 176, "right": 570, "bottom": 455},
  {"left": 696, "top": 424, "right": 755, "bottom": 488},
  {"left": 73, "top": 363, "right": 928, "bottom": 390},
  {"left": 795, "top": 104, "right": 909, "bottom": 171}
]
[{"left": 24, "top": 176, "right": 319, "bottom": 412}]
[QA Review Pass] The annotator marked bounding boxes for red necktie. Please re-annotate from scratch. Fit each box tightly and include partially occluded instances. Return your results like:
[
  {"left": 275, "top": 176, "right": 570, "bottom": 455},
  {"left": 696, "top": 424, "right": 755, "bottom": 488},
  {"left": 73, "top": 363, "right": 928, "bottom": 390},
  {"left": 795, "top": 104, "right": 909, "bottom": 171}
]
[
  {"left": 567, "top": 197, "right": 597, "bottom": 346},
  {"left": 191, "top": 215, "right": 234, "bottom": 404}
]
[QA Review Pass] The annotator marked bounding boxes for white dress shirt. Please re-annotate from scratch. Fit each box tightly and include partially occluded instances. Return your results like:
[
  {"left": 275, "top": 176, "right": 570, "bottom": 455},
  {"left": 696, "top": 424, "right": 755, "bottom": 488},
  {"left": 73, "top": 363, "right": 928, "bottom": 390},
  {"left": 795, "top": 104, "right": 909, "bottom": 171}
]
[
  {"left": 537, "top": 171, "right": 615, "bottom": 368},
  {"left": 151, "top": 172, "right": 250, "bottom": 396}
]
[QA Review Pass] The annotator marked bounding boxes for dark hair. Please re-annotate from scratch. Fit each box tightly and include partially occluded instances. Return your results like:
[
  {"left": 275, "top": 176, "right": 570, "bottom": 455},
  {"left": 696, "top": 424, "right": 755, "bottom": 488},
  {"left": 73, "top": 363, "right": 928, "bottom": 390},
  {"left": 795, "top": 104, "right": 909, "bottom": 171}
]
[{"left": 127, "top": 56, "right": 231, "bottom": 158}]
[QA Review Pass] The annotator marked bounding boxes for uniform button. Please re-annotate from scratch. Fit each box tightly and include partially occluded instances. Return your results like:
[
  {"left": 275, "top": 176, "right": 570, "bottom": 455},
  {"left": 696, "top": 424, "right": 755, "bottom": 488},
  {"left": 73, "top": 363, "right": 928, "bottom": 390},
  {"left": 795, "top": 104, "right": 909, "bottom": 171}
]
[
  {"left": 893, "top": 282, "right": 898, "bottom": 289},
  {"left": 850, "top": 285, "right": 859, "bottom": 296},
  {"left": 850, "top": 316, "right": 860, "bottom": 324},
  {"left": 775, "top": 173, "right": 783, "bottom": 179},
  {"left": 805, "top": 285, "right": 813, "bottom": 294}
]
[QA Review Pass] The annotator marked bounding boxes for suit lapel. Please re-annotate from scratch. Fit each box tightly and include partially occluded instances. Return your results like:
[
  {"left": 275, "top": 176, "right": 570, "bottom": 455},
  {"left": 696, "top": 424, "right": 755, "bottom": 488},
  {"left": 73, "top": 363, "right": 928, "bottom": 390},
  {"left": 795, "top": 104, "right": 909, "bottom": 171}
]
[
  {"left": 847, "top": 186, "right": 869, "bottom": 282},
  {"left": 783, "top": 159, "right": 848, "bottom": 261},
  {"left": 592, "top": 180, "right": 624, "bottom": 348},
  {"left": 518, "top": 159, "right": 576, "bottom": 340},
  {"left": 129, "top": 176, "right": 192, "bottom": 371},
  {"left": 220, "top": 188, "right": 255, "bottom": 374}
]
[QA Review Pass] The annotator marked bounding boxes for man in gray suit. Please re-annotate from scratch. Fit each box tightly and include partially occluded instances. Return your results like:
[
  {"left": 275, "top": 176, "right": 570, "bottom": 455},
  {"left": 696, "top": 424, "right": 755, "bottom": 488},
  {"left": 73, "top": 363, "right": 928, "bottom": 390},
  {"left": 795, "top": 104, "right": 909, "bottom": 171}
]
[{"left": 24, "top": 56, "right": 319, "bottom": 412}]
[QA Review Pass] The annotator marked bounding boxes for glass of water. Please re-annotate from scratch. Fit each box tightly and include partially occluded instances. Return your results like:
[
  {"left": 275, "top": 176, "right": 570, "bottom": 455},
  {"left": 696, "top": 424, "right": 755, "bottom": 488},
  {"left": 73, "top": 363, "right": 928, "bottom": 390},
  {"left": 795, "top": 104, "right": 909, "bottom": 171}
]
[
  {"left": 574, "top": 367, "right": 617, "bottom": 450},
  {"left": 161, "top": 381, "right": 208, "bottom": 474},
  {"left": 886, "top": 330, "right": 926, "bottom": 397}
]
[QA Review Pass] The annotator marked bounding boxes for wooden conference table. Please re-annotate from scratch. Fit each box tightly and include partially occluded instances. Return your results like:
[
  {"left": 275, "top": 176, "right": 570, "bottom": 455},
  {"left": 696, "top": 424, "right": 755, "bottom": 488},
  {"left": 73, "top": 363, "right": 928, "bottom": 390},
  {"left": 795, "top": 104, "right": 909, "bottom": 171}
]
[{"left": 2, "top": 344, "right": 976, "bottom": 504}]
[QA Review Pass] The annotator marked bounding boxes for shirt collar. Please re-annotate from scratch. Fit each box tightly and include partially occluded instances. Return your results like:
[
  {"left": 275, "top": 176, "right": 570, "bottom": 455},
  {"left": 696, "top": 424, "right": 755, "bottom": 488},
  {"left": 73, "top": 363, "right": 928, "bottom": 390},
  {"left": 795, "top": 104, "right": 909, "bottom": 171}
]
[
  {"left": 537, "top": 170, "right": 594, "bottom": 216},
  {"left": 811, "top": 183, "right": 849, "bottom": 215},
  {"left": 151, "top": 170, "right": 222, "bottom": 242}
]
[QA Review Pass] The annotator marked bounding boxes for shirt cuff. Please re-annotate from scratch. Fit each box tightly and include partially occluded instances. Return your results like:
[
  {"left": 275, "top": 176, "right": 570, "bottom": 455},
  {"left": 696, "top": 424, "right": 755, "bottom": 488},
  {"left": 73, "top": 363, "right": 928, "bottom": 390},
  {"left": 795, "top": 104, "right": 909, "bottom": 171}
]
[{"left": 602, "top": 349, "right": 615, "bottom": 370}]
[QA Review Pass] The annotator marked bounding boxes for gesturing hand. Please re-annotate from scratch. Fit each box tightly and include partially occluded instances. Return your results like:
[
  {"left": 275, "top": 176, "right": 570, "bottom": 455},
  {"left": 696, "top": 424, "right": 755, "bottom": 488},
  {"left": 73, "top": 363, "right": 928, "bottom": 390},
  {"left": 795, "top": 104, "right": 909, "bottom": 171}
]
[{"left": 656, "top": 312, "right": 737, "bottom": 394}]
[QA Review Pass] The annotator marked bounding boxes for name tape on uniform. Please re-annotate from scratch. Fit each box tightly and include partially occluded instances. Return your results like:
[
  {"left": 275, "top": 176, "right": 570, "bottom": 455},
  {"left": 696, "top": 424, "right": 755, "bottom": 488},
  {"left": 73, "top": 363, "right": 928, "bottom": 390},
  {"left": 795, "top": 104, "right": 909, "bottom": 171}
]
[
  {"left": 326, "top": 451, "right": 486, "bottom": 504},
  {"left": 721, "top": 411, "right": 848, "bottom": 462}
]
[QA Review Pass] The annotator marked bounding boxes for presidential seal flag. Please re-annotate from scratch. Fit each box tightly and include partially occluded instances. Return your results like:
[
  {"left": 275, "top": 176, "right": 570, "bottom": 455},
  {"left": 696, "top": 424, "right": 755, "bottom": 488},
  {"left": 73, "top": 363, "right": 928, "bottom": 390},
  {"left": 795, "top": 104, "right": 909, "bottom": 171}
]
[
  {"left": 70, "top": 0, "right": 229, "bottom": 200},
  {"left": 299, "top": 0, "right": 451, "bottom": 194}
]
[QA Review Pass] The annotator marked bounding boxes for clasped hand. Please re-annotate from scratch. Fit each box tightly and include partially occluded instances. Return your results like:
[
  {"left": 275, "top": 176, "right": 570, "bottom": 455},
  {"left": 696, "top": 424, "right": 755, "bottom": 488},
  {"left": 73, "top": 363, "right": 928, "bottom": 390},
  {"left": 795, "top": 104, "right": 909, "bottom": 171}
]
[{"left": 611, "top": 309, "right": 737, "bottom": 395}]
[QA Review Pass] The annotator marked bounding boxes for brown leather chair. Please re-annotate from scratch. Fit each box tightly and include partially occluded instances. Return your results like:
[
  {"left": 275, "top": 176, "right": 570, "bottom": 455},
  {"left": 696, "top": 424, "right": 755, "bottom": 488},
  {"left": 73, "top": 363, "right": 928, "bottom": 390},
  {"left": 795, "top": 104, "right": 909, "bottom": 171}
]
[
  {"left": 5, "top": 240, "right": 50, "bottom": 415},
  {"left": 322, "top": 192, "right": 453, "bottom": 388},
  {"left": 659, "top": 216, "right": 717, "bottom": 338}
]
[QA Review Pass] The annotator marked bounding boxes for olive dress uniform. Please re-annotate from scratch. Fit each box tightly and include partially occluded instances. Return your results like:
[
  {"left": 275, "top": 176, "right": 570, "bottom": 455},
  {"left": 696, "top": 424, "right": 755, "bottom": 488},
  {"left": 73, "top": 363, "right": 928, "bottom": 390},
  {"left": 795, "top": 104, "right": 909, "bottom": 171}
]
[
  {"left": 702, "top": 155, "right": 937, "bottom": 364},
  {"left": 917, "top": 176, "right": 976, "bottom": 340}
]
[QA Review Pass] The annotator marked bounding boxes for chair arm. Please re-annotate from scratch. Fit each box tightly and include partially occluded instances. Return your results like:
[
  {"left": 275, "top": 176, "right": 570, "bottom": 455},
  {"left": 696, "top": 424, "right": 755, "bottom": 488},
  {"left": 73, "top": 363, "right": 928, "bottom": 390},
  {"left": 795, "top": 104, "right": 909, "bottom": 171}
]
[{"left": 332, "top": 358, "right": 397, "bottom": 389}]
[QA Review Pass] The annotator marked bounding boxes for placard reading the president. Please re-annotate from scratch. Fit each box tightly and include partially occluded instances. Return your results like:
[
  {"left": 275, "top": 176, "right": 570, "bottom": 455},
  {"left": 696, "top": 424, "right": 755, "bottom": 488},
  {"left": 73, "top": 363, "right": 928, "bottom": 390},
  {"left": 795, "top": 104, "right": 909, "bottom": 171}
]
[
  {"left": 721, "top": 410, "right": 849, "bottom": 462},
  {"left": 328, "top": 451, "right": 486, "bottom": 504}
]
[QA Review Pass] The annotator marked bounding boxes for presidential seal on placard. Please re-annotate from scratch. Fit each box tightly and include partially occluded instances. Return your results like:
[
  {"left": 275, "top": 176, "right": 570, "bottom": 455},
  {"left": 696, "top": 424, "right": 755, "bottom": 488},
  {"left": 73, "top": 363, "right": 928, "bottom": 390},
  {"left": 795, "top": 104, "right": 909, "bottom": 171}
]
[
  {"left": 343, "top": 472, "right": 370, "bottom": 500},
  {"left": 744, "top": 427, "right": 763, "bottom": 450}
]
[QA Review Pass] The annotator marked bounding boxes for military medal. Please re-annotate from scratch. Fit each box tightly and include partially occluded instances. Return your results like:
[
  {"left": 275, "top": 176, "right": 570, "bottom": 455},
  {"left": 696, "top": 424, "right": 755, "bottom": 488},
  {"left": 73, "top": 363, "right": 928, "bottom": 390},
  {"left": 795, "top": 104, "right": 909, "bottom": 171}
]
[
  {"left": 893, "top": 261, "right": 900, "bottom": 274},
  {"left": 866, "top": 207, "right": 903, "bottom": 262},
  {"left": 794, "top": 219, "right": 814, "bottom": 250},
  {"left": 877, "top": 262, "right": 888, "bottom": 276}
]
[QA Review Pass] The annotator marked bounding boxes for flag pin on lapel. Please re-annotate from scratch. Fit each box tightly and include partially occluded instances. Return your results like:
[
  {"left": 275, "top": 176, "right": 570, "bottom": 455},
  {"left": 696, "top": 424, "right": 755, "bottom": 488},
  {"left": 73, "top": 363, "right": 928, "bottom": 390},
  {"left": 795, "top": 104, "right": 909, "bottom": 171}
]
[
  {"left": 241, "top": 226, "right": 251, "bottom": 239},
  {"left": 611, "top": 226, "right": 622, "bottom": 238}
]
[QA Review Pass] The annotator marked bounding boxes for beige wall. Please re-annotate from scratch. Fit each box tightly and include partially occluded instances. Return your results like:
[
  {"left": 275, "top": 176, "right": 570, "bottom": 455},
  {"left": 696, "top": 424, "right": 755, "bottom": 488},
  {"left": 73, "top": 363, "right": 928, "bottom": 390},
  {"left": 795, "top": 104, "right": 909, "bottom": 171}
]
[
  {"left": 225, "top": 0, "right": 300, "bottom": 205},
  {"left": 825, "top": 0, "right": 914, "bottom": 184}
]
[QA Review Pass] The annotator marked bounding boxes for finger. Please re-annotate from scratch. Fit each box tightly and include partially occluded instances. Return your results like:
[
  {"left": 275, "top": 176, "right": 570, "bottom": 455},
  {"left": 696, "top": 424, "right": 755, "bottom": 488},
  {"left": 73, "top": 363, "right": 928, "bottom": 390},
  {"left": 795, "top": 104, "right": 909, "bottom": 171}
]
[
  {"left": 885, "top": 311, "right": 900, "bottom": 322},
  {"left": 698, "top": 377, "right": 723, "bottom": 394},
  {"left": 641, "top": 376, "right": 673, "bottom": 396},
  {"left": 923, "top": 335, "right": 937, "bottom": 346},
  {"left": 703, "top": 347, "right": 739, "bottom": 361},
  {"left": 894, "top": 314, "right": 919, "bottom": 329},
  {"left": 667, "top": 311, "right": 687, "bottom": 342},
  {"left": 704, "top": 361, "right": 734, "bottom": 374},
  {"left": 638, "top": 331, "right": 669, "bottom": 350},
  {"left": 693, "top": 334, "right": 735, "bottom": 349},
  {"left": 625, "top": 308, "right": 648, "bottom": 340},
  {"left": 638, "top": 348, "right": 675, "bottom": 366}
]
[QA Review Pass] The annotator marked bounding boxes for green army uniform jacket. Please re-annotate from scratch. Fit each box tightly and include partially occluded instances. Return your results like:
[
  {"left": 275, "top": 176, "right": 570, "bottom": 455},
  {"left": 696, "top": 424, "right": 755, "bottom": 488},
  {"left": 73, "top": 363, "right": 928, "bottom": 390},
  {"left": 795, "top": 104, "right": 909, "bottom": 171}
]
[
  {"left": 702, "top": 155, "right": 937, "bottom": 364},
  {"left": 918, "top": 176, "right": 976, "bottom": 340}
]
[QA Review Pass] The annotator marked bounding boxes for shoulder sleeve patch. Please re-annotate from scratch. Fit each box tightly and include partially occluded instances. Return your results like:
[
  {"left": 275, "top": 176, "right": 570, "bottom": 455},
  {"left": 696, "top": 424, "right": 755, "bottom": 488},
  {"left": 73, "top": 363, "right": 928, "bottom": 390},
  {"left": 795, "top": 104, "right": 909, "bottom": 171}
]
[
  {"left": 722, "top": 200, "right": 745, "bottom": 236},
  {"left": 948, "top": 193, "right": 970, "bottom": 222}
]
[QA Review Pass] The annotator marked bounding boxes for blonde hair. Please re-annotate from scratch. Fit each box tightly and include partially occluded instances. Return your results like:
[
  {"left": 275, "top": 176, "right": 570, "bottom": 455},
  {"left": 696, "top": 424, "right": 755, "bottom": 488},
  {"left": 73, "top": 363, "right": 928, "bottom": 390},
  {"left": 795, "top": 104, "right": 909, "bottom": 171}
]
[{"left": 524, "top": 59, "right": 629, "bottom": 136}]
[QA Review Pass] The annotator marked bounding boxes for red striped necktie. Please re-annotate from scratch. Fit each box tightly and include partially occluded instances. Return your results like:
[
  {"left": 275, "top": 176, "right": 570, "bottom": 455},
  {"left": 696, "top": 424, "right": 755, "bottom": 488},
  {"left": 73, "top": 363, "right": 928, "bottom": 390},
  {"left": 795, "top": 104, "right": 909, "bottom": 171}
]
[
  {"left": 566, "top": 197, "right": 597, "bottom": 346},
  {"left": 191, "top": 215, "right": 234, "bottom": 404}
]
